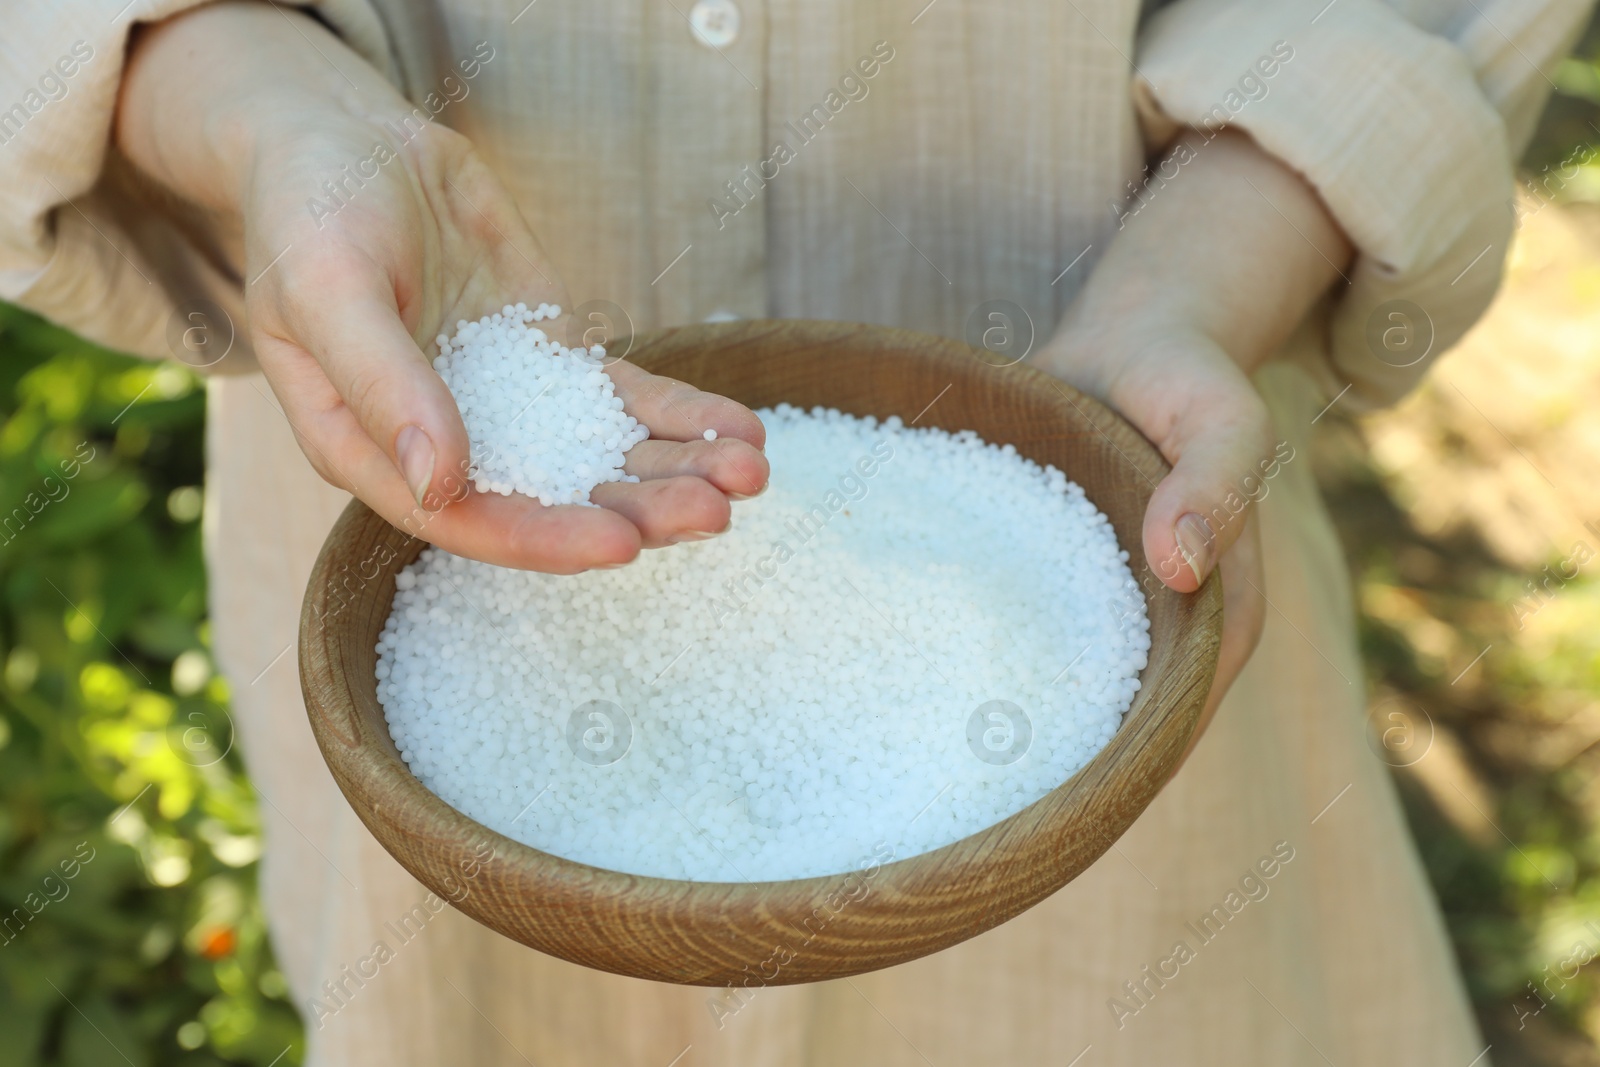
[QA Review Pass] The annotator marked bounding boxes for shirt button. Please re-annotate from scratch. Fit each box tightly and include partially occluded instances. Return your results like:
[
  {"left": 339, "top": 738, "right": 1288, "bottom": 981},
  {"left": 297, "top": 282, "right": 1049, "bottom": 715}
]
[{"left": 689, "top": 0, "right": 740, "bottom": 49}]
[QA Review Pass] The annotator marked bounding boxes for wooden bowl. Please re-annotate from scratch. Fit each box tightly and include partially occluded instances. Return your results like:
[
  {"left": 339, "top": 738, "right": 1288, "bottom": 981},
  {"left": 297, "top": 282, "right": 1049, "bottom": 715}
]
[{"left": 299, "top": 319, "right": 1221, "bottom": 986}]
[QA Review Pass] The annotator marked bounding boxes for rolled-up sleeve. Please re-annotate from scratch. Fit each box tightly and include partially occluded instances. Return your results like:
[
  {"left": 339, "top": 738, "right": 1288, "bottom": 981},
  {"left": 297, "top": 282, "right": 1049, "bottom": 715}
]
[
  {"left": 1133, "top": 0, "right": 1593, "bottom": 410},
  {"left": 0, "top": 0, "right": 394, "bottom": 367}
]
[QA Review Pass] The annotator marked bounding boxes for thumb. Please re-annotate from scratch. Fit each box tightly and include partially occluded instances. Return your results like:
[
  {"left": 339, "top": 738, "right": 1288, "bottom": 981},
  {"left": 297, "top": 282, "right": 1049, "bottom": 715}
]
[
  {"left": 281, "top": 256, "right": 473, "bottom": 508},
  {"left": 1141, "top": 388, "right": 1275, "bottom": 595}
]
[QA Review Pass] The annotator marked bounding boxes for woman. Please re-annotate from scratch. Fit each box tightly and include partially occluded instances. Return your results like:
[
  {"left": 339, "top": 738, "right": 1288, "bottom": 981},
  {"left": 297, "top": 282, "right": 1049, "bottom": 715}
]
[{"left": 2, "top": 0, "right": 1588, "bottom": 1062}]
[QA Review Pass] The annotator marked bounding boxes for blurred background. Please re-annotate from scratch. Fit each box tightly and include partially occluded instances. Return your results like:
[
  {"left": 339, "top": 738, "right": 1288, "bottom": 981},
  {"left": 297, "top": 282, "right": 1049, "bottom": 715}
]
[{"left": 2, "top": 22, "right": 1599, "bottom": 1067}]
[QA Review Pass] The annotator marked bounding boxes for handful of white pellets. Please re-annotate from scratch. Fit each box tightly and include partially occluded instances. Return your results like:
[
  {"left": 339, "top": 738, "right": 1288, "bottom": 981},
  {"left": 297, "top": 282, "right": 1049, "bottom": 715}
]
[{"left": 433, "top": 303, "right": 650, "bottom": 506}]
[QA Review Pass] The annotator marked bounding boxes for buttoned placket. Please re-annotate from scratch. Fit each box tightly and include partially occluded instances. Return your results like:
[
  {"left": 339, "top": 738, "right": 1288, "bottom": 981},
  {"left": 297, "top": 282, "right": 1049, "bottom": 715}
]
[{"left": 641, "top": 0, "right": 768, "bottom": 328}]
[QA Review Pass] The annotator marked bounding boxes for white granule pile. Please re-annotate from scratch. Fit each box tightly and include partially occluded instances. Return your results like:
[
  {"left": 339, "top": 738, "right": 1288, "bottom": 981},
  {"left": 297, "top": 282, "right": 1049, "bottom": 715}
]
[
  {"left": 432, "top": 303, "right": 650, "bottom": 505},
  {"left": 377, "top": 406, "right": 1150, "bottom": 881}
]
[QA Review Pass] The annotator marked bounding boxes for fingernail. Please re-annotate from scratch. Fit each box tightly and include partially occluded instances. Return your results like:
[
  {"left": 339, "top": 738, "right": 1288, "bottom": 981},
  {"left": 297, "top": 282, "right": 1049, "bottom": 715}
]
[
  {"left": 1174, "top": 513, "right": 1216, "bottom": 586},
  {"left": 667, "top": 529, "right": 722, "bottom": 544},
  {"left": 396, "top": 425, "right": 436, "bottom": 506}
]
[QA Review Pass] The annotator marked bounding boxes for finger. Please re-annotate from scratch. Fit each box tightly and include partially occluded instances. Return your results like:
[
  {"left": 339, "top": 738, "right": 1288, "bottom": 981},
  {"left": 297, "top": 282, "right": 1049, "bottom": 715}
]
[
  {"left": 621, "top": 438, "right": 769, "bottom": 499},
  {"left": 257, "top": 349, "right": 641, "bottom": 572},
  {"left": 590, "top": 475, "right": 732, "bottom": 549},
  {"left": 431, "top": 491, "right": 643, "bottom": 573},
  {"left": 274, "top": 249, "right": 471, "bottom": 509},
  {"left": 604, "top": 360, "right": 767, "bottom": 449},
  {"left": 1141, "top": 389, "right": 1274, "bottom": 594},
  {"left": 1177, "top": 516, "right": 1265, "bottom": 768},
  {"left": 1213, "top": 517, "right": 1267, "bottom": 706}
]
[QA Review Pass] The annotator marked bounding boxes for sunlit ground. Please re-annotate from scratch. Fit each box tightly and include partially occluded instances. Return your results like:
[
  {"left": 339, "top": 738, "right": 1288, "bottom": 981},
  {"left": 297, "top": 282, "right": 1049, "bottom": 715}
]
[{"left": 1319, "top": 194, "right": 1600, "bottom": 1065}]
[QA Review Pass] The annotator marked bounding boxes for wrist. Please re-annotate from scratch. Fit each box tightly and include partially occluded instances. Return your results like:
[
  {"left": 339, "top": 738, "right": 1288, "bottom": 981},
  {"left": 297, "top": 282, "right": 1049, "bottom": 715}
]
[
  {"left": 1042, "top": 128, "right": 1351, "bottom": 392},
  {"left": 115, "top": 2, "right": 405, "bottom": 216},
  {"left": 1038, "top": 304, "right": 1218, "bottom": 404}
]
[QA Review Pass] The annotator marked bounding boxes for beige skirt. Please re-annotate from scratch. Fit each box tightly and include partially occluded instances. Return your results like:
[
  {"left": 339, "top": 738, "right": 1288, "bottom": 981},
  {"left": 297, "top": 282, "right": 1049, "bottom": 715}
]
[{"left": 206, "top": 359, "right": 1485, "bottom": 1067}]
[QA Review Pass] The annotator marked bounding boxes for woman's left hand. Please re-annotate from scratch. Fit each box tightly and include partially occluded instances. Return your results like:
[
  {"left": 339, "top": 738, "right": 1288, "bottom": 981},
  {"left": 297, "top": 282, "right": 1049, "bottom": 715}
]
[
  {"left": 1036, "top": 129, "right": 1351, "bottom": 758},
  {"left": 1038, "top": 322, "right": 1269, "bottom": 755}
]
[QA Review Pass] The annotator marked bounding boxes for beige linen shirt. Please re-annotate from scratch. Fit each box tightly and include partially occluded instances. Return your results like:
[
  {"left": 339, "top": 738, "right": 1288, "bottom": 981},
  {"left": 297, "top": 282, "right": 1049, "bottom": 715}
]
[{"left": 2, "top": 1, "right": 1591, "bottom": 1064}]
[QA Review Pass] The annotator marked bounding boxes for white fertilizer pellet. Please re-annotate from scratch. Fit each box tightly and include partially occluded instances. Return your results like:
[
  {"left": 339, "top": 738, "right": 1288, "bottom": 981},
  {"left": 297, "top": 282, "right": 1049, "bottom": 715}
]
[
  {"left": 377, "top": 406, "right": 1150, "bottom": 881},
  {"left": 432, "top": 303, "right": 650, "bottom": 505}
]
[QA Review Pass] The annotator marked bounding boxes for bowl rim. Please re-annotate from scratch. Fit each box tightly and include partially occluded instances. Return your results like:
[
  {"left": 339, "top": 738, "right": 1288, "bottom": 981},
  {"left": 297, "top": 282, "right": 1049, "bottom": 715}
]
[{"left": 299, "top": 318, "right": 1222, "bottom": 985}]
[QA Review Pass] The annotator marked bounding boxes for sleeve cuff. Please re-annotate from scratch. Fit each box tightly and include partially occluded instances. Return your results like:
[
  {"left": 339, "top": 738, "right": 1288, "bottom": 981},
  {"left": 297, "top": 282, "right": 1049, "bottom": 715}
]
[
  {"left": 1133, "top": 0, "right": 1515, "bottom": 411},
  {"left": 0, "top": 0, "right": 396, "bottom": 368}
]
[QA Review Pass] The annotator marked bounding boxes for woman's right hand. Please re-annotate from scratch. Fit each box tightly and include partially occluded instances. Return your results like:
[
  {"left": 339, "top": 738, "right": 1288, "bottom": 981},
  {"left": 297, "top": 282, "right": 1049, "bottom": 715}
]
[{"left": 116, "top": 2, "right": 769, "bottom": 573}]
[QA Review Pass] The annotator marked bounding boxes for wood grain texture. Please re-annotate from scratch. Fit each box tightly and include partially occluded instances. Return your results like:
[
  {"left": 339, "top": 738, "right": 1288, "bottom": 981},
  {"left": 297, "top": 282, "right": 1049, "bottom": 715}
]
[{"left": 298, "top": 320, "right": 1222, "bottom": 986}]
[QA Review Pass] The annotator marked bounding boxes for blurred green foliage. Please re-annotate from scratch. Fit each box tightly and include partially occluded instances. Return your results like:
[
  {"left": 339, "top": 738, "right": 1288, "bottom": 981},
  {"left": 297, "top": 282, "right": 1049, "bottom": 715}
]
[
  {"left": 0, "top": 305, "right": 301, "bottom": 1066},
  {"left": 1530, "top": 14, "right": 1600, "bottom": 182},
  {"left": 1527, "top": 9, "right": 1600, "bottom": 203}
]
